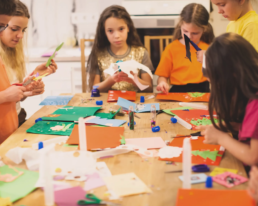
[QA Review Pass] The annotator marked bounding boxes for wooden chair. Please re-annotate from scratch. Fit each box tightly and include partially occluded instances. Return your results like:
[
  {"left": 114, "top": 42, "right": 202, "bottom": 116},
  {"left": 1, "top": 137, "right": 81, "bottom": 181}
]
[
  {"left": 80, "top": 39, "right": 94, "bottom": 93},
  {"left": 144, "top": 35, "right": 173, "bottom": 56}
]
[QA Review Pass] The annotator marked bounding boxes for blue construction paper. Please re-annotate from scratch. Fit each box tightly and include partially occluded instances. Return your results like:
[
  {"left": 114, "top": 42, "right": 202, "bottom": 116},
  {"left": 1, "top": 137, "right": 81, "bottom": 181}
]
[
  {"left": 86, "top": 116, "right": 126, "bottom": 127},
  {"left": 39, "top": 96, "right": 73, "bottom": 105},
  {"left": 179, "top": 173, "right": 207, "bottom": 184},
  {"left": 190, "top": 40, "right": 201, "bottom": 51},
  {"left": 117, "top": 97, "right": 160, "bottom": 113}
]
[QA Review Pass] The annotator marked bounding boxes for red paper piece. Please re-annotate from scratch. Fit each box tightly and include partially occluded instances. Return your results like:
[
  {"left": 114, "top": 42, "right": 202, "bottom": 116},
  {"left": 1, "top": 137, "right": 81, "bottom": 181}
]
[
  {"left": 159, "top": 136, "right": 224, "bottom": 165},
  {"left": 107, "top": 90, "right": 136, "bottom": 102},
  {"left": 67, "top": 125, "right": 124, "bottom": 150},
  {"left": 172, "top": 109, "right": 216, "bottom": 130},
  {"left": 176, "top": 189, "right": 255, "bottom": 206},
  {"left": 156, "top": 93, "right": 210, "bottom": 102}
]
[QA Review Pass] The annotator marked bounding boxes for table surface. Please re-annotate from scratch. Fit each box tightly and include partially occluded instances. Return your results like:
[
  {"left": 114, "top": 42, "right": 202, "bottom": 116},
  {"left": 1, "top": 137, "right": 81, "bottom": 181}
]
[{"left": 0, "top": 93, "right": 248, "bottom": 206}]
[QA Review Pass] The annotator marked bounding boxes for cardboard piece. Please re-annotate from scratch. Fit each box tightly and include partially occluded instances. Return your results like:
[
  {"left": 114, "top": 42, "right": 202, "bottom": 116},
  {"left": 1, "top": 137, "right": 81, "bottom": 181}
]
[
  {"left": 210, "top": 167, "right": 238, "bottom": 177},
  {"left": 179, "top": 173, "right": 207, "bottom": 184},
  {"left": 156, "top": 93, "right": 210, "bottom": 102},
  {"left": 107, "top": 90, "right": 136, "bottom": 102},
  {"left": 117, "top": 97, "right": 160, "bottom": 113},
  {"left": 103, "top": 173, "right": 152, "bottom": 197},
  {"left": 42, "top": 106, "right": 101, "bottom": 122},
  {"left": 0, "top": 165, "right": 39, "bottom": 202},
  {"left": 125, "top": 137, "right": 166, "bottom": 149},
  {"left": 176, "top": 189, "right": 256, "bottom": 206},
  {"left": 39, "top": 96, "right": 73, "bottom": 105},
  {"left": 213, "top": 172, "right": 248, "bottom": 188},
  {"left": 163, "top": 107, "right": 193, "bottom": 116},
  {"left": 159, "top": 136, "right": 224, "bottom": 166},
  {"left": 67, "top": 125, "right": 124, "bottom": 150}
]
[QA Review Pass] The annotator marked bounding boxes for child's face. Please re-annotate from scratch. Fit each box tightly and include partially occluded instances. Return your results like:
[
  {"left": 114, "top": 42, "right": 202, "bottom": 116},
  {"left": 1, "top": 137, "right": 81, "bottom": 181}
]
[
  {"left": 0, "top": 16, "right": 29, "bottom": 48},
  {"left": 181, "top": 22, "right": 204, "bottom": 44},
  {"left": 0, "top": 15, "right": 11, "bottom": 34},
  {"left": 211, "top": 0, "right": 244, "bottom": 21},
  {"left": 105, "top": 17, "right": 129, "bottom": 49}
]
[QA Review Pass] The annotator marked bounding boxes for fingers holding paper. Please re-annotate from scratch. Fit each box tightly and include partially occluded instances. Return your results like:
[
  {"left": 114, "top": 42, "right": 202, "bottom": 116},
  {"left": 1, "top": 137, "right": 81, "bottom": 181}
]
[
  {"left": 157, "top": 81, "right": 169, "bottom": 94},
  {"left": 196, "top": 50, "right": 205, "bottom": 64},
  {"left": 24, "top": 79, "right": 45, "bottom": 97},
  {"left": 196, "top": 125, "right": 225, "bottom": 145}
]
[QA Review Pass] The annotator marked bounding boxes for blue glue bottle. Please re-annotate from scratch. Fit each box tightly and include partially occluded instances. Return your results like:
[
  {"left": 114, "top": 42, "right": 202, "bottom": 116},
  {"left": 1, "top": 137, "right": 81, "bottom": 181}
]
[
  {"left": 91, "top": 86, "right": 100, "bottom": 97},
  {"left": 38, "top": 141, "right": 44, "bottom": 150}
]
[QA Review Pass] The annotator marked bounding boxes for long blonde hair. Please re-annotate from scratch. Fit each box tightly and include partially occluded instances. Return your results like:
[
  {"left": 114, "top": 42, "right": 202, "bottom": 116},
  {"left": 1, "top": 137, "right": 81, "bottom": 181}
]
[{"left": 0, "top": 0, "right": 30, "bottom": 83}]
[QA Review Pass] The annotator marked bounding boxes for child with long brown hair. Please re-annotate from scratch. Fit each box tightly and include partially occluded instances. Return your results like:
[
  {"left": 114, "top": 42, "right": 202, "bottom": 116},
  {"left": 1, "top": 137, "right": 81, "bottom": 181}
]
[
  {"left": 155, "top": 3, "right": 214, "bottom": 93},
  {"left": 87, "top": 5, "right": 153, "bottom": 92},
  {"left": 198, "top": 33, "right": 258, "bottom": 170}
]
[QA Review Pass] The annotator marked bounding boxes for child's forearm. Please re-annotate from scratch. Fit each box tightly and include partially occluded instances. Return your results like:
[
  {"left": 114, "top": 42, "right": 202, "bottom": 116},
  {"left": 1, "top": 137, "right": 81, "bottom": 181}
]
[
  {"left": 157, "top": 76, "right": 168, "bottom": 84},
  {"left": 0, "top": 91, "right": 6, "bottom": 104},
  {"left": 219, "top": 134, "right": 258, "bottom": 165},
  {"left": 94, "top": 76, "right": 115, "bottom": 92}
]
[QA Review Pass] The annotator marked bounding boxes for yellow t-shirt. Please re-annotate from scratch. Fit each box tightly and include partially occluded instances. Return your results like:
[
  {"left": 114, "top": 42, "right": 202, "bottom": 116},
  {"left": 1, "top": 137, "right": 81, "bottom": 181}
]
[
  {"left": 227, "top": 10, "right": 258, "bottom": 51},
  {"left": 155, "top": 39, "right": 208, "bottom": 85}
]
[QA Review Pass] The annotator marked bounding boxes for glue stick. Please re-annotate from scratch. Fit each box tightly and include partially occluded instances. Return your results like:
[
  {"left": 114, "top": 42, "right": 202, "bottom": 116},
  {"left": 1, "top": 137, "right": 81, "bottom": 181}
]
[
  {"left": 150, "top": 105, "right": 156, "bottom": 128},
  {"left": 129, "top": 106, "right": 134, "bottom": 130},
  {"left": 79, "top": 117, "right": 87, "bottom": 151},
  {"left": 182, "top": 138, "right": 191, "bottom": 189}
]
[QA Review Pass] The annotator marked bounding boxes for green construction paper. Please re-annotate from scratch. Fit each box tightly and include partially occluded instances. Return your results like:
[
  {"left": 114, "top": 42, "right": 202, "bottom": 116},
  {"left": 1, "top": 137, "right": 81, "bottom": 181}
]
[
  {"left": 163, "top": 107, "right": 193, "bottom": 116},
  {"left": 95, "top": 113, "right": 116, "bottom": 119},
  {"left": 188, "top": 92, "right": 205, "bottom": 98},
  {"left": 27, "top": 121, "right": 75, "bottom": 136},
  {"left": 62, "top": 123, "right": 73, "bottom": 131},
  {"left": 46, "top": 42, "right": 64, "bottom": 67},
  {"left": 42, "top": 106, "right": 101, "bottom": 122},
  {"left": 0, "top": 165, "right": 39, "bottom": 202},
  {"left": 191, "top": 150, "right": 222, "bottom": 161},
  {"left": 190, "top": 118, "right": 219, "bottom": 126},
  {"left": 120, "top": 135, "right": 126, "bottom": 145},
  {"left": 62, "top": 144, "right": 78, "bottom": 148}
]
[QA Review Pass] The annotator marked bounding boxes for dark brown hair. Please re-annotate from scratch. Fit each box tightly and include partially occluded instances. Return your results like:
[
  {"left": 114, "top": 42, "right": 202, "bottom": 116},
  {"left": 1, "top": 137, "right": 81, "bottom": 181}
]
[
  {"left": 87, "top": 5, "right": 143, "bottom": 90},
  {"left": 0, "top": 0, "right": 16, "bottom": 16},
  {"left": 205, "top": 33, "right": 258, "bottom": 134},
  {"left": 173, "top": 3, "right": 214, "bottom": 44},
  {"left": 14, "top": 0, "right": 30, "bottom": 18}
]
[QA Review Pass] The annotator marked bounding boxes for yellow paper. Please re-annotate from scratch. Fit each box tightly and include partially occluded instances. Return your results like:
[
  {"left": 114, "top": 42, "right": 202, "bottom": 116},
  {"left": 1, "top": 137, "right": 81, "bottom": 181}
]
[
  {"left": 210, "top": 167, "right": 238, "bottom": 177},
  {"left": 33, "top": 73, "right": 48, "bottom": 81},
  {"left": 0, "top": 197, "right": 12, "bottom": 206},
  {"left": 103, "top": 173, "right": 152, "bottom": 197}
]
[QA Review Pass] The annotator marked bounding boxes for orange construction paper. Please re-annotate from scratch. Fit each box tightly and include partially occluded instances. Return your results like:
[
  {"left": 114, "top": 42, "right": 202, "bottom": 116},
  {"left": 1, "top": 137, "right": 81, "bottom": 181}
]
[
  {"left": 176, "top": 189, "right": 255, "bottom": 206},
  {"left": 156, "top": 93, "right": 210, "bottom": 102},
  {"left": 67, "top": 125, "right": 124, "bottom": 150},
  {"left": 107, "top": 90, "right": 136, "bottom": 102},
  {"left": 172, "top": 109, "right": 216, "bottom": 130},
  {"left": 159, "top": 136, "right": 224, "bottom": 165}
]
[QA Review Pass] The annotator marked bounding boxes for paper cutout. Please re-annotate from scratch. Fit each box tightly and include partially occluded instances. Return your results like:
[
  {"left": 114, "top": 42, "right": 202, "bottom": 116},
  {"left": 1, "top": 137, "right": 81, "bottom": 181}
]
[
  {"left": 0, "top": 197, "right": 11, "bottom": 206},
  {"left": 158, "top": 146, "right": 183, "bottom": 159},
  {"left": 125, "top": 137, "right": 166, "bottom": 149},
  {"left": 156, "top": 93, "right": 210, "bottom": 102},
  {"left": 84, "top": 116, "right": 126, "bottom": 127},
  {"left": 163, "top": 107, "right": 193, "bottom": 116},
  {"left": 190, "top": 118, "right": 218, "bottom": 126},
  {"left": 210, "top": 167, "right": 238, "bottom": 177},
  {"left": 172, "top": 109, "right": 217, "bottom": 130},
  {"left": 39, "top": 95, "right": 73, "bottom": 105},
  {"left": 213, "top": 172, "right": 248, "bottom": 188},
  {"left": 117, "top": 97, "right": 160, "bottom": 113},
  {"left": 0, "top": 165, "right": 39, "bottom": 202},
  {"left": 179, "top": 173, "right": 207, "bottom": 184},
  {"left": 192, "top": 150, "right": 222, "bottom": 161},
  {"left": 133, "top": 73, "right": 149, "bottom": 91},
  {"left": 0, "top": 165, "right": 23, "bottom": 182},
  {"left": 107, "top": 90, "right": 136, "bottom": 102},
  {"left": 184, "top": 34, "right": 201, "bottom": 62},
  {"left": 42, "top": 106, "right": 101, "bottom": 122},
  {"left": 27, "top": 121, "right": 75, "bottom": 136},
  {"left": 188, "top": 92, "right": 205, "bottom": 98},
  {"left": 46, "top": 42, "right": 64, "bottom": 67},
  {"left": 120, "top": 135, "right": 126, "bottom": 145},
  {"left": 33, "top": 73, "right": 49, "bottom": 81},
  {"left": 41, "top": 51, "right": 55, "bottom": 57},
  {"left": 103, "top": 173, "right": 152, "bottom": 197},
  {"left": 67, "top": 125, "right": 124, "bottom": 150},
  {"left": 159, "top": 136, "right": 224, "bottom": 165},
  {"left": 84, "top": 172, "right": 105, "bottom": 191},
  {"left": 176, "top": 189, "right": 255, "bottom": 206}
]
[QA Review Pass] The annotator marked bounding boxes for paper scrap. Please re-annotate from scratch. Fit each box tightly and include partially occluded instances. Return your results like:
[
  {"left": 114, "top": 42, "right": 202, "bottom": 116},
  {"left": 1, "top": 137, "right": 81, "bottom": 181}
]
[
  {"left": 210, "top": 167, "right": 238, "bottom": 177},
  {"left": 158, "top": 146, "right": 183, "bottom": 159},
  {"left": 84, "top": 172, "right": 105, "bottom": 191}
]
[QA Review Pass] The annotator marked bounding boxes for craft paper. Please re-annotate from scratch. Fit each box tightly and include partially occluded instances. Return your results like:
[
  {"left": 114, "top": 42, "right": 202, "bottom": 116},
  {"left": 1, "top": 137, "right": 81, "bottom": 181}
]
[
  {"left": 184, "top": 34, "right": 201, "bottom": 62},
  {"left": 213, "top": 172, "right": 248, "bottom": 188},
  {"left": 159, "top": 136, "right": 224, "bottom": 166},
  {"left": 0, "top": 165, "right": 39, "bottom": 202},
  {"left": 84, "top": 172, "right": 105, "bottom": 191},
  {"left": 42, "top": 106, "right": 101, "bottom": 122},
  {"left": 41, "top": 51, "right": 55, "bottom": 57},
  {"left": 96, "top": 162, "right": 112, "bottom": 178},
  {"left": 84, "top": 116, "right": 126, "bottom": 127},
  {"left": 103, "top": 173, "right": 152, "bottom": 197},
  {"left": 67, "top": 125, "right": 124, "bottom": 150},
  {"left": 46, "top": 42, "right": 64, "bottom": 67},
  {"left": 107, "top": 90, "right": 136, "bottom": 102},
  {"left": 192, "top": 150, "right": 222, "bottom": 162},
  {"left": 163, "top": 107, "right": 193, "bottom": 116},
  {"left": 176, "top": 189, "right": 256, "bottom": 206},
  {"left": 117, "top": 97, "right": 160, "bottom": 113},
  {"left": 39, "top": 95, "right": 73, "bottom": 105},
  {"left": 156, "top": 93, "right": 210, "bottom": 102},
  {"left": 0, "top": 197, "right": 11, "bottom": 205},
  {"left": 27, "top": 121, "right": 75, "bottom": 136},
  {"left": 210, "top": 167, "right": 238, "bottom": 177},
  {"left": 125, "top": 137, "right": 166, "bottom": 149},
  {"left": 158, "top": 146, "right": 183, "bottom": 159},
  {"left": 172, "top": 109, "right": 217, "bottom": 130},
  {"left": 179, "top": 173, "right": 207, "bottom": 184},
  {"left": 54, "top": 186, "right": 86, "bottom": 206},
  {"left": 133, "top": 73, "right": 149, "bottom": 91}
]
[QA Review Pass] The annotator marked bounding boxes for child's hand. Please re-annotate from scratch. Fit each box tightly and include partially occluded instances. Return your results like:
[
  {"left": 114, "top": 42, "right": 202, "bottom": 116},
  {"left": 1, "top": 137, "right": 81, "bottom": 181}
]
[
  {"left": 34, "top": 59, "right": 58, "bottom": 76},
  {"left": 24, "top": 79, "right": 45, "bottom": 97},
  {"left": 112, "top": 71, "right": 133, "bottom": 83},
  {"left": 248, "top": 166, "right": 258, "bottom": 203},
  {"left": 196, "top": 50, "right": 205, "bottom": 64},
  {"left": 196, "top": 125, "right": 227, "bottom": 145},
  {"left": 157, "top": 81, "right": 169, "bottom": 94},
  {"left": 3, "top": 85, "right": 26, "bottom": 102}
]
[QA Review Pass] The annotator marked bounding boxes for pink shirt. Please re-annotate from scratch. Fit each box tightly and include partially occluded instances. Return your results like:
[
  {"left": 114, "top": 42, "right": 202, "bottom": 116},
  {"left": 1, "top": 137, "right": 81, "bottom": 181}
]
[{"left": 239, "top": 99, "right": 258, "bottom": 141}]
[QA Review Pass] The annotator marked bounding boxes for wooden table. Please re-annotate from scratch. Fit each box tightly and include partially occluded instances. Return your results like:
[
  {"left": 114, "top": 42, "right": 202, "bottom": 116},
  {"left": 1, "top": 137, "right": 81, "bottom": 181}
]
[{"left": 0, "top": 93, "right": 248, "bottom": 206}]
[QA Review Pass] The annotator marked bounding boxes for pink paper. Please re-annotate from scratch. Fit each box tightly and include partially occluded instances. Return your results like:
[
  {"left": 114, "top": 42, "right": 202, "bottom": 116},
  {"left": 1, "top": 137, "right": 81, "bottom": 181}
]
[
  {"left": 84, "top": 173, "right": 105, "bottom": 191},
  {"left": 41, "top": 52, "right": 56, "bottom": 57},
  {"left": 125, "top": 137, "right": 166, "bottom": 149},
  {"left": 133, "top": 74, "right": 149, "bottom": 91},
  {"left": 212, "top": 172, "right": 248, "bottom": 188}
]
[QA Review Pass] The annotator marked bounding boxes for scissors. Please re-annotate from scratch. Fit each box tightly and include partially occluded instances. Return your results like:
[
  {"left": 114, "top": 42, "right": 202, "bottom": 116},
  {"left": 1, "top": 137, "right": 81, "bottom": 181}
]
[{"left": 77, "top": 194, "right": 120, "bottom": 206}]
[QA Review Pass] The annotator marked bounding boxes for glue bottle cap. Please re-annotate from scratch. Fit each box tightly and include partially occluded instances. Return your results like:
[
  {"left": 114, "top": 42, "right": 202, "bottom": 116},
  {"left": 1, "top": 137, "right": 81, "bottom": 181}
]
[
  {"left": 38, "top": 141, "right": 44, "bottom": 150},
  {"left": 171, "top": 117, "right": 177, "bottom": 123},
  {"left": 35, "top": 118, "right": 43, "bottom": 123},
  {"left": 152, "top": 126, "right": 160, "bottom": 132},
  {"left": 93, "top": 86, "right": 99, "bottom": 90},
  {"left": 140, "top": 96, "right": 145, "bottom": 103},
  {"left": 205, "top": 176, "right": 213, "bottom": 188}
]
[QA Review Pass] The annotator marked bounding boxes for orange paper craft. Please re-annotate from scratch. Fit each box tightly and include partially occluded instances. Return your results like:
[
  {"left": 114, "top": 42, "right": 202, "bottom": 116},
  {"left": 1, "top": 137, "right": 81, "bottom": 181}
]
[
  {"left": 159, "top": 136, "right": 224, "bottom": 165},
  {"left": 156, "top": 93, "right": 210, "bottom": 102},
  {"left": 67, "top": 125, "right": 124, "bottom": 150},
  {"left": 172, "top": 109, "right": 216, "bottom": 130},
  {"left": 107, "top": 90, "right": 136, "bottom": 102},
  {"left": 176, "top": 189, "right": 255, "bottom": 206}
]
